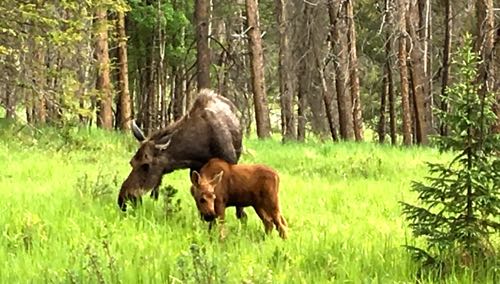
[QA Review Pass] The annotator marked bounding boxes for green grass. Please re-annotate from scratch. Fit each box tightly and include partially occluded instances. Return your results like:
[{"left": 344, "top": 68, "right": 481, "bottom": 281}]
[{"left": 0, "top": 122, "right": 496, "bottom": 283}]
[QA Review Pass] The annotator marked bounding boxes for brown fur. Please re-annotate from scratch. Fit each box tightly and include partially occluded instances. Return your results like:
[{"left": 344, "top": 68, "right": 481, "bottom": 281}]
[
  {"left": 118, "top": 89, "right": 244, "bottom": 215},
  {"left": 190, "top": 158, "right": 288, "bottom": 239}
]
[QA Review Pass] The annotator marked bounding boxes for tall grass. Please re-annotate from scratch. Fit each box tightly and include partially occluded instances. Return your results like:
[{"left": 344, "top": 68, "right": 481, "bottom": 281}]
[{"left": 0, "top": 122, "right": 496, "bottom": 283}]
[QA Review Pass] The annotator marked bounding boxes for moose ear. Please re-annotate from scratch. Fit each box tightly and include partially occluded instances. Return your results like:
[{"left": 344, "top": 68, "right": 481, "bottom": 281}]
[
  {"left": 211, "top": 171, "right": 224, "bottom": 185},
  {"left": 132, "top": 120, "right": 146, "bottom": 142},
  {"left": 191, "top": 171, "right": 201, "bottom": 185}
]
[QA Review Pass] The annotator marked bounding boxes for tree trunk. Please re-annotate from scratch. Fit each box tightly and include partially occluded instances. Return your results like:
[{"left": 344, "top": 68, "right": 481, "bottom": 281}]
[
  {"left": 315, "top": 49, "right": 339, "bottom": 142},
  {"left": 379, "top": 68, "right": 388, "bottom": 144},
  {"left": 275, "top": 0, "right": 296, "bottom": 142},
  {"left": 195, "top": 0, "right": 211, "bottom": 89},
  {"left": 494, "top": 27, "right": 500, "bottom": 133},
  {"left": 406, "top": 0, "right": 428, "bottom": 144},
  {"left": 440, "top": 0, "right": 452, "bottom": 136},
  {"left": 382, "top": 0, "right": 397, "bottom": 145},
  {"left": 396, "top": 0, "right": 412, "bottom": 145},
  {"left": 387, "top": 62, "right": 397, "bottom": 145},
  {"left": 173, "top": 70, "right": 185, "bottom": 121},
  {"left": 245, "top": 0, "right": 271, "bottom": 138},
  {"left": 423, "top": 0, "right": 433, "bottom": 132},
  {"left": 328, "top": 0, "right": 354, "bottom": 140},
  {"left": 5, "top": 83, "right": 15, "bottom": 119},
  {"left": 295, "top": 3, "right": 313, "bottom": 142},
  {"left": 475, "top": 0, "right": 497, "bottom": 133},
  {"left": 117, "top": 11, "right": 131, "bottom": 131},
  {"left": 95, "top": 7, "right": 113, "bottom": 130},
  {"left": 34, "top": 48, "right": 46, "bottom": 124},
  {"left": 345, "top": 0, "right": 363, "bottom": 141}
]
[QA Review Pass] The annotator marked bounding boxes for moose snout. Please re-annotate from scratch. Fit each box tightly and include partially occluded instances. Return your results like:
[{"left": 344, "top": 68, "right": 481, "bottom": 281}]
[{"left": 203, "top": 214, "right": 216, "bottom": 222}]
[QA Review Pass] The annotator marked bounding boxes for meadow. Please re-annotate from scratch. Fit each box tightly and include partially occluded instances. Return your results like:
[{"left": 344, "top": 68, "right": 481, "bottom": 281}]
[{"left": 0, "top": 121, "right": 497, "bottom": 283}]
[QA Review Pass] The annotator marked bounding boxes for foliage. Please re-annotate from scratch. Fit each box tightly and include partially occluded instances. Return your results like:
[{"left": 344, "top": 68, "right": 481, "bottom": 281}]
[
  {"left": 176, "top": 243, "right": 228, "bottom": 283},
  {"left": 75, "top": 170, "right": 120, "bottom": 201},
  {"left": 400, "top": 34, "right": 500, "bottom": 276},
  {"left": 161, "top": 184, "right": 182, "bottom": 218}
]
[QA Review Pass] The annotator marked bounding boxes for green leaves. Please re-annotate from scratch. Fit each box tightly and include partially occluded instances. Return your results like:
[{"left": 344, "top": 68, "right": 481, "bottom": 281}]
[{"left": 401, "top": 33, "right": 500, "bottom": 276}]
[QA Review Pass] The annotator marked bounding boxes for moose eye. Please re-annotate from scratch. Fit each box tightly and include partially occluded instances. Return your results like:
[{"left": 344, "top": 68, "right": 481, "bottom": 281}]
[
  {"left": 140, "top": 163, "right": 150, "bottom": 172},
  {"left": 199, "top": 197, "right": 207, "bottom": 204}
]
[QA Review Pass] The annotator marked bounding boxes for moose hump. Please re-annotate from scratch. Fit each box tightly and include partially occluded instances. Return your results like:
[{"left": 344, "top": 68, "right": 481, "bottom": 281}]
[{"left": 117, "top": 89, "right": 243, "bottom": 211}]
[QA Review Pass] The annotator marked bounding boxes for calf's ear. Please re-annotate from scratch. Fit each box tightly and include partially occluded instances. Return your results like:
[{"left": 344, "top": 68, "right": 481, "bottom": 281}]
[
  {"left": 191, "top": 171, "right": 201, "bottom": 185},
  {"left": 211, "top": 171, "right": 224, "bottom": 185}
]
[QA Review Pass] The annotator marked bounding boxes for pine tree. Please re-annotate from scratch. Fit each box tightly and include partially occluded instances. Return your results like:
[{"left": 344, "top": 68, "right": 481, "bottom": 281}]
[{"left": 401, "top": 34, "right": 500, "bottom": 274}]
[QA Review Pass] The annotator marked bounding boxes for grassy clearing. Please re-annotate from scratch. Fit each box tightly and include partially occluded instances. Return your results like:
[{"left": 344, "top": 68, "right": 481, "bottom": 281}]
[{"left": 0, "top": 122, "right": 496, "bottom": 283}]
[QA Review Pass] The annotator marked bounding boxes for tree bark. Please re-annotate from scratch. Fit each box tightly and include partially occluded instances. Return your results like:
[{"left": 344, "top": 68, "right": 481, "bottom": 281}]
[
  {"left": 245, "top": 0, "right": 271, "bottom": 138},
  {"left": 33, "top": 48, "right": 46, "bottom": 124},
  {"left": 475, "top": 0, "right": 497, "bottom": 133},
  {"left": 495, "top": 26, "right": 500, "bottom": 133},
  {"left": 5, "top": 83, "right": 15, "bottom": 119},
  {"left": 117, "top": 11, "right": 131, "bottom": 131},
  {"left": 95, "top": 7, "right": 113, "bottom": 129},
  {"left": 295, "top": 3, "right": 313, "bottom": 142},
  {"left": 423, "top": 0, "right": 433, "bottom": 132},
  {"left": 379, "top": 68, "right": 388, "bottom": 144},
  {"left": 173, "top": 69, "right": 185, "bottom": 121},
  {"left": 440, "top": 0, "right": 452, "bottom": 136},
  {"left": 387, "top": 62, "right": 397, "bottom": 145},
  {"left": 275, "top": 0, "right": 296, "bottom": 142},
  {"left": 406, "top": 0, "right": 428, "bottom": 144},
  {"left": 195, "top": 0, "right": 211, "bottom": 90},
  {"left": 328, "top": 0, "right": 354, "bottom": 140},
  {"left": 396, "top": 0, "right": 412, "bottom": 145},
  {"left": 345, "top": 0, "right": 363, "bottom": 141},
  {"left": 382, "top": 0, "right": 397, "bottom": 145},
  {"left": 315, "top": 49, "right": 339, "bottom": 142}
]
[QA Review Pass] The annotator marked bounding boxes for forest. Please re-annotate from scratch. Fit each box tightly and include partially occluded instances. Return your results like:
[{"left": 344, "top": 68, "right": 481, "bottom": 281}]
[{"left": 0, "top": 0, "right": 498, "bottom": 283}]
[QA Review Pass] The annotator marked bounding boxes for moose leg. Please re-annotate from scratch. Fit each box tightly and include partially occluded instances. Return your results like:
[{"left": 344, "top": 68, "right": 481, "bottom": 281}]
[
  {"left": 255, "top": 207, "right": 274, "bottom": 235},
  {"left": 236, "top": 207, "right": 247, "bottom": 220},
  {"left": 150, "top": 176, "right": 164, "bottom": 200},
  {"left": 129, "top": 195, "right": 143, "bottom": 209},
  {"left": 271, "top": 211, "right": 288, "bottom": 239},
  {"left": 150, "top": 186, "right": 159, "bottom": 200},
  {"left": 215, "top": 202, "right": 228, "bottom": 240}
]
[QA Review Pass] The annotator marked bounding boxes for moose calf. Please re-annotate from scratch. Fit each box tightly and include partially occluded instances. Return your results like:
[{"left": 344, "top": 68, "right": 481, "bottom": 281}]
[{"left": 190, "top": 158, "right": 288, "bottom": 239}]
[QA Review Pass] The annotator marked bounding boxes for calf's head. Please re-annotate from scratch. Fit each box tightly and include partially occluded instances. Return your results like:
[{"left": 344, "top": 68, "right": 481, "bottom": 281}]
[
  {"left": 118, "top": 122, "right": 170, "bottom": 211},
  {"left": 190, "top": 171, "right": 224, "bottom": 221}
]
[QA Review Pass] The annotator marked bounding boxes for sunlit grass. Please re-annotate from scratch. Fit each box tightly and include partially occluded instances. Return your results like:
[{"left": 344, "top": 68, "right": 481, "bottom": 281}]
[{"left": 0, "top": 122, "right": 495, "bottom": 283}]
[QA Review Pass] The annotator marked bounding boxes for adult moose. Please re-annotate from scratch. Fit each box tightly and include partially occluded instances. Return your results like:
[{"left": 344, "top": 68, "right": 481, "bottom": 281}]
[{"left": 117, "top": 89, "right": 245, "bottom": 220}]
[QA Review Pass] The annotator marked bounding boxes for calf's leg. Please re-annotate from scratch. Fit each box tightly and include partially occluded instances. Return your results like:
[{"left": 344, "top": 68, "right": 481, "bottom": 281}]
[
  {"left": 236, "top": 207, "right": 247, "bottom": 221},
  {"left": 265, "top": 202, "right": 288, "bottom": 239},
  {"left": 272, "top": 211, "right": 288, "bottom": 239},
  {"left": 255, "top": 207, "right": 274, "bottom": 234},
  {"left": 215, "top": 202, "right": 228, "bottom": 239}
]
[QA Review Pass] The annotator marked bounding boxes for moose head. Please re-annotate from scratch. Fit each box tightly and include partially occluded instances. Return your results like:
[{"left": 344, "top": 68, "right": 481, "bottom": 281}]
[
  {"left": 189, "top": 170, "right": 224, "bottom": 221},
  {"left": 117, "top": 121, "right": 172, "bottom": 211}
]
